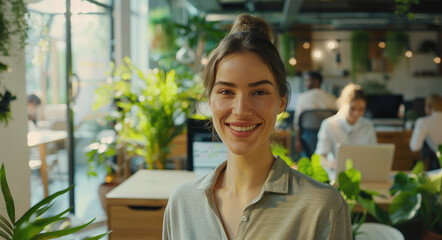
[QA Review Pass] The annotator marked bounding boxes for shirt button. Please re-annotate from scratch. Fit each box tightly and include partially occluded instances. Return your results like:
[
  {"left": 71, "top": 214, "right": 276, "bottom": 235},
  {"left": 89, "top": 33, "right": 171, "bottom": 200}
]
[{"left": 241, "top": 216, "right": 248, "bottom": 222}]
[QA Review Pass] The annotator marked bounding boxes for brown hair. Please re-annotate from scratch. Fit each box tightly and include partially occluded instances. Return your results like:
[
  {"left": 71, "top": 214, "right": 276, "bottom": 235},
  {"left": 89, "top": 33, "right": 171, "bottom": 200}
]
[
  {"left": 336, "top": 83, "right": 366, "bottom": 110},
  {"left": 202, "top": 14, "right": 289, "bottom": 103}
]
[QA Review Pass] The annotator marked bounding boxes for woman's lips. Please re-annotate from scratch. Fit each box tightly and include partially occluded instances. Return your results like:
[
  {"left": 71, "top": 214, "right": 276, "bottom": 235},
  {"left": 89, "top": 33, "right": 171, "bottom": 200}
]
[{"left": 226, "top": 123, "right": 261, "bottom": 137}]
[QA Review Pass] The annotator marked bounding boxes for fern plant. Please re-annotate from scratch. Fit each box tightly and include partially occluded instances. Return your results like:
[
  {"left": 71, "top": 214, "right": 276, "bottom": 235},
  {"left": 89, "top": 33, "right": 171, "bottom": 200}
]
[{"left": 0, "top": 164, "right": 109, "bottom": 240}]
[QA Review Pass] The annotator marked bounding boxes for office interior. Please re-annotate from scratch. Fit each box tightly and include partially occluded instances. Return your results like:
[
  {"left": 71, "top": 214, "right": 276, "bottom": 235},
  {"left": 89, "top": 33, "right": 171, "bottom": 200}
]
[{"left": 0, "top": 0, "right": 441, "bottom": 239}]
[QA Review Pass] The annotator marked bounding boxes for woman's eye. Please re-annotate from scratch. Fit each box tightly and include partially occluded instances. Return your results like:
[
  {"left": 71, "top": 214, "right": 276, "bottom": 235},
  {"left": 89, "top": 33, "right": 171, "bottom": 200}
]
[
  {"left": 253, "top": 90, "right": 268, "bottom": 95},
  {"left": 219, "top": 89, "right": 234, "bottom": 95}
]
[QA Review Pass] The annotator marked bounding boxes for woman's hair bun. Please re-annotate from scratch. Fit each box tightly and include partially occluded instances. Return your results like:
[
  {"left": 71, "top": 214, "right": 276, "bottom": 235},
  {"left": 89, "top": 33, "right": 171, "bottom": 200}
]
[{"left": 229, "top": 14, "right": 274, "bottom": 43}]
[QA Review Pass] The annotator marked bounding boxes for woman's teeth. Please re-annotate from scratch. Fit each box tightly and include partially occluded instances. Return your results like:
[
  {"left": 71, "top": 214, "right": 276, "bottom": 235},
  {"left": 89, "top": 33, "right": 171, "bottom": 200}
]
[{"left": 230, "top": 124, "right": 257, "bottom": 132}]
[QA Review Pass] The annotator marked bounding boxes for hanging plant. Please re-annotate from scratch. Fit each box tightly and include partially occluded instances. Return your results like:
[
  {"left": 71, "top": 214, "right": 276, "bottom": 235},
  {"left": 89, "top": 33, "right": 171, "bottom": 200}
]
[
  {"left": 395, "top": 0, "right": 421, "bottom": 20},
  {"left": 384, "top": 30, "right": 409, "bottom": 66},
  {"left": 0, "top": 0, "right": 28, "bottom": 126},
  {"left": 279, "top": 33, "right": 297, "bottom": 76},
  {"left": 350, "top": 30, "right": 370, "bottom": 82}
]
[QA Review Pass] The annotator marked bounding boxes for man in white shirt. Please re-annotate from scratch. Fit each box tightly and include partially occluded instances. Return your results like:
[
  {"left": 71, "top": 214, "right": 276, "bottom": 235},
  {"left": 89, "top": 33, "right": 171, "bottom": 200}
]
[
  {"left": 294, "top": 71, "right": 337, "bottom": 155},
  {"left": 410, "top": 94, "right": 442, "bottom": 170}
]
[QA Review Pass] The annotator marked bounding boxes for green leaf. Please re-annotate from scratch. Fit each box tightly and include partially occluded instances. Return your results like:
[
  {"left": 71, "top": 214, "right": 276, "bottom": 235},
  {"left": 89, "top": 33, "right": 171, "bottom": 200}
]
[
  {"left": 35, "top": 203, "right": 55, "bottom": 218},
  {"left": 15, "top": 186, "right": 74, "bottom": 228},
  {"left": 297, "top": 157, "right": 312, "bottom": 177},
  {"left": 0, "top": 164, "right": 15, "bottom": 224},
  {"left": 389, "top": 192, "right": 422, "bottom": 225},
  {"left": 357, "top": 196, "right": 390, "bottom": 225},
  {"left": 0, "top": 217, "right": 13, "bottom": 236},
  {"left": 360, "top": 189, "right": 382, "bottom": 198},
  {"left": 0, "top": 229, "right": 11, "bottom": 240},
  {"left": 31, "top": 218, "right": 95, "bottom": 240},
  {"left": 311, "top": 154, "right": 330, "bottom": 183},
  {"left": 0, "top": 214, "right": 13, "bottom": 232},
  {"left": 438, "top": 144, "right": 442, "bottom": 168},
  {"left": 82, "top": 230, "right": 112, "bottom": 240},
  {"left": 412, "top": 161, "right": 425, "bottom": 175},
  {"left": 390, "top": 172, "right": 416, "bottom": 195},
  {"left": 338, "top": 171, "right": 360, "bottom": 200},
  {"left": 345, "top": 159, "right": 353, "bottom": 170}
]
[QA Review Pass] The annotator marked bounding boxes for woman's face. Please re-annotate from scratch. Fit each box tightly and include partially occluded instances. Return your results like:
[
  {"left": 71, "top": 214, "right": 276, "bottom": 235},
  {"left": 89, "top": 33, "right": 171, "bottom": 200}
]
[
  {"left": 346, "top": 99, "right": 366, "bottom": 125},
  {"left": 208, "top": 51, "right": 286, "bottom": 156}
]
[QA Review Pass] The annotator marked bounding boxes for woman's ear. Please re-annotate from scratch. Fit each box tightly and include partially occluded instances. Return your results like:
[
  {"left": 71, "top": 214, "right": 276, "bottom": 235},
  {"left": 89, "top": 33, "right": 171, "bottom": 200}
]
[{"left": 278, "top": 95, "right": 287, "bottom": 114}]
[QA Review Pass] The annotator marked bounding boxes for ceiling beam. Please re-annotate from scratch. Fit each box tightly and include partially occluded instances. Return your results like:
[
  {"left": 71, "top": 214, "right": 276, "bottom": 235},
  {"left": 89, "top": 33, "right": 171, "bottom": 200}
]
[{"left": 280, "top": 0, "right": 304, "bottom": 30}]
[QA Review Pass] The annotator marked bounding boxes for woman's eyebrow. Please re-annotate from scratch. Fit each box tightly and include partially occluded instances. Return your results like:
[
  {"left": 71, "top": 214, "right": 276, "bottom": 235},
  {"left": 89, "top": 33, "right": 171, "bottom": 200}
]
[
  {"left": 214, "top": 81, "right": 236, "bottom": 87},
  {"left": 214, "top": 80, "right": 274, "bottom": 88},
  {"left": 248, "top": 80, "right": 274, "bottom": 87}
]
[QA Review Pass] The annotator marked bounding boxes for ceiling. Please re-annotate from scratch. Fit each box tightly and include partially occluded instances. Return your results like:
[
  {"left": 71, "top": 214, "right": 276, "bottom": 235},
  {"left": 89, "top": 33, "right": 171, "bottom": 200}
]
[{"left": 185, "top": 0, "right": 442, "bottom": 31}]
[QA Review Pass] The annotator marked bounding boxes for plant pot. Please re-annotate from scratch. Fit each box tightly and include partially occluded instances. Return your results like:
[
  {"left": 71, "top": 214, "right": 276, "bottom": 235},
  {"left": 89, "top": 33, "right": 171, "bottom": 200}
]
[
  {"left": 98, "top": 181, "right": 120, "bottom": 214},
  {"left": 421, "top": 227, "right": 442, "bottom": 240}
]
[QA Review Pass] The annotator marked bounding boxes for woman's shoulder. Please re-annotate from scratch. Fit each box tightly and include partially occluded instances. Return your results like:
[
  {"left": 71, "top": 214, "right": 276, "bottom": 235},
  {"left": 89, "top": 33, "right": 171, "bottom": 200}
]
[
  {"left": 290, "top": 168, "right": 344, "bottom": 202},
  {"left": 169, "top": 173, "right": 210, "bottom": 201}
]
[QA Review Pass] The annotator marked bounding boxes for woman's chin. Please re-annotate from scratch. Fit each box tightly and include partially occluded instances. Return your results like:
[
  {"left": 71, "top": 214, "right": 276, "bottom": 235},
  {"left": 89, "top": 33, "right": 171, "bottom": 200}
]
[{"left": 225, "top": 142, "right": 263, "bottom": 156}]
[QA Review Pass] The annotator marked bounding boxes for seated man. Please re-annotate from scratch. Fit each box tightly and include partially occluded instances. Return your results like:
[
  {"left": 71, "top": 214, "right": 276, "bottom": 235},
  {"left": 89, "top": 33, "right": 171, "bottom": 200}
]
[
  {"left": 410, "top": 94, "right": 442, "bottom": 170},
  {"left": 294, "top": 71, "right": 337, "bottom": 156},
  {"left": 27, "top": 93, "right": 42, "bottom": 131}
]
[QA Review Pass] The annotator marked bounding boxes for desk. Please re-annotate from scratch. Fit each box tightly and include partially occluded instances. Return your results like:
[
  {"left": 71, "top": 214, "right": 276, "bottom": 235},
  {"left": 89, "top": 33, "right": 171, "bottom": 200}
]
[
  {"left": 28, "top": 130, "right": 67, "bottom": 197},
  {"left": 106, "top": 170, "right": 195, "bottom": 240}
]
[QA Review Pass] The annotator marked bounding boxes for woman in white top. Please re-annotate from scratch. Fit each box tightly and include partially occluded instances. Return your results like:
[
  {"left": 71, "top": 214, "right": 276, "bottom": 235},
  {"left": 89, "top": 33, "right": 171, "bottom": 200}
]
[{"left": 315, "top": 83, "right": 377, "bottom": 170}]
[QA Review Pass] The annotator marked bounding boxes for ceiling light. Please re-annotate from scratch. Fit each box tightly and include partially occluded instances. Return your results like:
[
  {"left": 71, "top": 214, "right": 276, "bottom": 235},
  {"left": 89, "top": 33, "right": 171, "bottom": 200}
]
[
  {"left": 313, "top": 50, "right": 322, "bottom": 60},
  {"left": 434, "top": 56, "right": 441, "bottom": 64},
  {"left": 302, "top": 41, "right": 310, "bottom": 49},
  {"left": 378, "top": 41, "right": 386, "bottom": 49},
  {"left": 289, "top": 56, "right": 297, "bottom": 66},
  {"left": 405, "top": 50, "right": 413, "bottom": 58},
  {"left": 326, "top": 40, "right": 338, "bottom": 50}
]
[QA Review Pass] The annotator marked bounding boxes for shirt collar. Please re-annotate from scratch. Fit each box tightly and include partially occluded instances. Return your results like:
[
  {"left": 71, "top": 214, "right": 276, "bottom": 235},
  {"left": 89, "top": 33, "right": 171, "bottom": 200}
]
[
  {"left": 195, "top": 157, "right": 290, "bottom": 195},
  {"left": 337, "top": 113, "right": 354, "bottom": 134},
  {"left": 432, "top": 111, "right": 442, "bottom": 117}
]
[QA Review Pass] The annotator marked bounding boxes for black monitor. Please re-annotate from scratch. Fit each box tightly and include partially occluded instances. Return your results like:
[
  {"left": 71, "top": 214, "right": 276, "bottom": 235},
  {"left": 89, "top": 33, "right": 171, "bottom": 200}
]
[
  {"left": 364, "top": 94, "right": 404, "bottom": 119},
  {"left": 187, "top": 118, "right": 227, "bottom": 175}
]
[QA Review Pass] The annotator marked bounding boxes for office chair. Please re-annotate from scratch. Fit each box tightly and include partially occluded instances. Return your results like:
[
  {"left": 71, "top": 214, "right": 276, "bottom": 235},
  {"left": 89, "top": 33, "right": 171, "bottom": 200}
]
[{"left": 298, "top": 109, "right": 337, "bottom": 158}]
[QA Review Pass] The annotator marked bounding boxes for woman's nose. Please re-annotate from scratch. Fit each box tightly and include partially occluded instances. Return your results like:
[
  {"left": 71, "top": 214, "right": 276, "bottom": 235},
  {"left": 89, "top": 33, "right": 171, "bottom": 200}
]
[{"left": 232, "top": 94, "right": 253, "bottom": 116}]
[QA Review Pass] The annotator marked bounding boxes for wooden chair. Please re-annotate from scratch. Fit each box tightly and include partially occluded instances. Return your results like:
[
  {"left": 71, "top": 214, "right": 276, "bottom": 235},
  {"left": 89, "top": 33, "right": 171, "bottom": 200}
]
[{"left": 376, "top": 131, "right": 421, "bottom": 171}]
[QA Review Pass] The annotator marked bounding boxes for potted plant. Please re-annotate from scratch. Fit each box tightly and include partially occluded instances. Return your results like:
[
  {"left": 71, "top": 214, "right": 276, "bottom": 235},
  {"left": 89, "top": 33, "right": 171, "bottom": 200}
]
[
  {"left": 389, "top": 145, "right": 442, "bottom": 239},
  {"left": 0, "top": 0, "right": 28, "bottom": 125},
  {"left": 92, "top": 57, "right": 193, "bottom": 170},
  {"left": 297, "top": 154, "right": 420, "bottom": 239},
  {"left": 0, "top": 164, "right": 109, "bottom": 239}
]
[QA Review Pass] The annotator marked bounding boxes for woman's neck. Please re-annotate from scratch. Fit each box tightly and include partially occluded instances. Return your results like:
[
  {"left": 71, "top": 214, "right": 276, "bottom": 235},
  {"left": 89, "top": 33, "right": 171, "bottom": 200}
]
[{"left": 222, "top": 143, "right": 275, "bottom": 194}]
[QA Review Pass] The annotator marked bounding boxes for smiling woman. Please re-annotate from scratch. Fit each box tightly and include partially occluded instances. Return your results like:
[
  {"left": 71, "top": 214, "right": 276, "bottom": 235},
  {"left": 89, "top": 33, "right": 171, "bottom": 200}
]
[{"left": 163, "top": 14, "right": 352, "bottom": 240}]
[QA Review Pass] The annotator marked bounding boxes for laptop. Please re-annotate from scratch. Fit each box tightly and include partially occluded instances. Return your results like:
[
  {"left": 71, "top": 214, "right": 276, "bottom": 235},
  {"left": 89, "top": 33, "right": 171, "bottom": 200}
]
[{"left": 335, "top": 144, "right": 395, "bottom": 182}]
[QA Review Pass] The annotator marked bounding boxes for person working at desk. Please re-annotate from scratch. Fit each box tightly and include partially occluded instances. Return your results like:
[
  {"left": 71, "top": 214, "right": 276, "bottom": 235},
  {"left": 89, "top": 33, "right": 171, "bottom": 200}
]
[
  {"left": 163, "top": 14, "right": 351, "bottom": 240},
  {"left": 410, "top": 94, "right": 442, "bottom": 170},
  {"left": 294, "top": 71, "right": 337, "bottom": 155},
  {"left": 27, "top": 93, "right": 42, "bottom": 131},
  {"left": 316, "top": 83, "right": 377, "bottom": 170}
]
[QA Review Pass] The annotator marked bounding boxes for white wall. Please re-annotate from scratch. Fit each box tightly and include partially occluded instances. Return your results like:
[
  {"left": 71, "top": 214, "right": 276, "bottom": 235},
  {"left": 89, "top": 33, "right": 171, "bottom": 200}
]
[
  {"left": 0, "top": 53, "right": 30, "bottom": 219},
  {"left": 310, "top": 30, "right": 442, "bottom": 100}
]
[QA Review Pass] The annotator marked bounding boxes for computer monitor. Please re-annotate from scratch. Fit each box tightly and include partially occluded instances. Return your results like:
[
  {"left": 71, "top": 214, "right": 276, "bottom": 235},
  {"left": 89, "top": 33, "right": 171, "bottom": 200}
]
[
  {"left": 364, "top": 94, "right": 403, "bottom": 119},
  {"left": 187, "top": 119, "right": 227, "bottom": 176}
]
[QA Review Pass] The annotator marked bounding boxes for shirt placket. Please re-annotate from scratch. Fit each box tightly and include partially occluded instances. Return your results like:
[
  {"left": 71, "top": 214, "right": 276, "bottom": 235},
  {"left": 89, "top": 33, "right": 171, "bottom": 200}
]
[{"left": 234, "top": 191, "right": 267, "bottom": 240}]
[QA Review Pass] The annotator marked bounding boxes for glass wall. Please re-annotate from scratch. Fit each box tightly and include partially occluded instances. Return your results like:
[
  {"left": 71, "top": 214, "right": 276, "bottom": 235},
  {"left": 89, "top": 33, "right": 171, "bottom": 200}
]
[{"left": 26, "top": 0, "right": 113, "bottom": 220}]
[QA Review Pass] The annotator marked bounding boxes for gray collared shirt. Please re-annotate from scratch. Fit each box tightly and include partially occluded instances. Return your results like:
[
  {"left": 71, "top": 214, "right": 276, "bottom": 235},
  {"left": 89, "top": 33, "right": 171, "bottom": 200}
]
[{"left": 163, "top": 157, "right": 352, "bottom": 240}]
